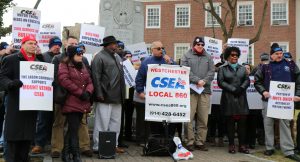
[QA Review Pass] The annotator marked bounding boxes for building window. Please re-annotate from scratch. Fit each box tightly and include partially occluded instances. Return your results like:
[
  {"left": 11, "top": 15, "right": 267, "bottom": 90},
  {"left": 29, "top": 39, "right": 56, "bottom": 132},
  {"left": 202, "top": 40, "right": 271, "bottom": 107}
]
[
  {"left": 271, "top": 0, "right": 288, "bottom": 25},
  {"left": 175, "top": 4, "right": 190, "bottom": 28},
  {"left": 271, "top": 42, "right": 289, "bottom": 52},
  {"left": 205, "top": 3, "right": 221, "bottom": 27},
  {"left": 237, "top": 1, "right": 254, "bottom": 26},
  {"left": 174, "top": 43, "right": 190, "bottom": 62},
  {"left": 247, "top": 44, "right": 254, "bottom": 65},
  {"left": 146, "top": 5, "right": 161, "bottom": 28},
  {"left": 146, "top": 43, "right": 152, "bottom": 55}
]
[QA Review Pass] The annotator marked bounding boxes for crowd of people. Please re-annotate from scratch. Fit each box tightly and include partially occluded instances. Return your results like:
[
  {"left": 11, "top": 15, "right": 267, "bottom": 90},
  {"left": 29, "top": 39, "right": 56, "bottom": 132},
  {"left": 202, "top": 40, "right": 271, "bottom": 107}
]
[{"left": 1, "top": 35, "right": 300, "bottom": 162}]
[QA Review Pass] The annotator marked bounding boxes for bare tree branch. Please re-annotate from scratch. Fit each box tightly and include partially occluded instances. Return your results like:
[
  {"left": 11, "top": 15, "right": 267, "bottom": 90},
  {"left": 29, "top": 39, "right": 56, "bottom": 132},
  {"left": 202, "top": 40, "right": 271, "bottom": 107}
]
[
  {"left": 34, "top": 0, "right": 42, "bottom": 9},
  {"left": 250, "top": 0, "right": 268, "bottom": 44}
]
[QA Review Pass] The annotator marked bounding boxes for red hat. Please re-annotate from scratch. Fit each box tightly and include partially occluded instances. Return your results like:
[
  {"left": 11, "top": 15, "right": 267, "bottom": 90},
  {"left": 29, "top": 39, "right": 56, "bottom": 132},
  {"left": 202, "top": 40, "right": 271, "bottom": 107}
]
[{"left": 21, "top": 35, "right": 37, "bottom": 44}]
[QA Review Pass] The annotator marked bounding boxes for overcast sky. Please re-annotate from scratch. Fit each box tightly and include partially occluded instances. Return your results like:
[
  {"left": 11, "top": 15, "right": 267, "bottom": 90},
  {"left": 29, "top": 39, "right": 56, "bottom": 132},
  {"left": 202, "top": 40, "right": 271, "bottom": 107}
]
[{"left": 1, "top": 0, "right": 100, "bottom": 42}]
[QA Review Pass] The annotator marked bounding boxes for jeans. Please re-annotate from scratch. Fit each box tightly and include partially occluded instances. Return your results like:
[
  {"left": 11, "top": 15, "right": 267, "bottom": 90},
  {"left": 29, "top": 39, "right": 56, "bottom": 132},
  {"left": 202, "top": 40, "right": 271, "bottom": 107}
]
[{"left": 34, "top": 111, "right": 54, "bottom": 147}]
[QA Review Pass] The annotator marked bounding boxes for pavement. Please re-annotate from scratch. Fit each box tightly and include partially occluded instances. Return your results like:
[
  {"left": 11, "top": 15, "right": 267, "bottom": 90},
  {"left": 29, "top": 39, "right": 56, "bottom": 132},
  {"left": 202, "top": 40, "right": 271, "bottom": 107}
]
[{"left": 23, "top": 142, "right": 275, "bottom": 162}]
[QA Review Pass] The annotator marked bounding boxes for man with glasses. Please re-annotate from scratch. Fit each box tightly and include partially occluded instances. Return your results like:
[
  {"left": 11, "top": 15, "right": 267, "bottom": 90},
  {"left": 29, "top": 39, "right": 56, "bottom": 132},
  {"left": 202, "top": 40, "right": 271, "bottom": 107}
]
[
  {"left": 135, "top": 41, "right": 174, "bottom": 143},
  {"left": 181, "top": 36, "right": 215, "bottom": 151},
  {"left": 255, "top": 43, "right": 300, "bottom": 161}
]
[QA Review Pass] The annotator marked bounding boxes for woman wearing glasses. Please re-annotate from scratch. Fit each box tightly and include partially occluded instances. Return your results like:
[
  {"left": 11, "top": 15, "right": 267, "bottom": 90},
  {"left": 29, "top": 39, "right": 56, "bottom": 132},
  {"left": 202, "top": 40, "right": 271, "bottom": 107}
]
[
  {"left": 217, "top": 47, "right": 250, "bottom": 154},
  {"left": 58, "top": 46, "right": 94, "bottom": 162}
]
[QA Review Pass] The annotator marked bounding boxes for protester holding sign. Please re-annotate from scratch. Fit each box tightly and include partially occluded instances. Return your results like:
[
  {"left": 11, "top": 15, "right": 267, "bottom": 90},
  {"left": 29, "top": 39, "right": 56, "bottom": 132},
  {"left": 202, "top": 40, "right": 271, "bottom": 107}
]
[
  {"left": 254, "top": 43, "right": 300, "bottom": 161},
  {"left": 58, "top": 45, "right": 94, "bottom": 162},
  {"left": 181, "top": 36, "right": 214, "bottom": 152},
  {"left": 135, "top": 41, "right": 175, "bottom": 144},
  {"left": 31, "top": 36, "right": 62, "bottom": 154},
  {"left": 217, "top": 47, "right": 250, "bottom": 154},
  {"left": 0, "top": 36, "right": 44, "bottom": 161}
]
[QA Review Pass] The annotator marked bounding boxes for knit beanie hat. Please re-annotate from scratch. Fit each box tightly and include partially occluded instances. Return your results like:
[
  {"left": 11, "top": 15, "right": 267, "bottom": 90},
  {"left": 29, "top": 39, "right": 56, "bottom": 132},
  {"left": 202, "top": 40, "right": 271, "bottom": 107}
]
[
  {"left": 0, "top": 42, "right": 8, "bottom": 50},
  {"left": 48, "top": 37, "right": 62, "bottom": 48},
  {"left": 193, "top": 37, "right": 205, "bottom": 47},
  {"left": 260, "top": 53, "right": 269, "bottom": 61},
  {"left": 270, "top": 43, "right": 282, "bottom": 55},
  {"left": 67, "top": 46, "right": 83, "bottom": 58}
]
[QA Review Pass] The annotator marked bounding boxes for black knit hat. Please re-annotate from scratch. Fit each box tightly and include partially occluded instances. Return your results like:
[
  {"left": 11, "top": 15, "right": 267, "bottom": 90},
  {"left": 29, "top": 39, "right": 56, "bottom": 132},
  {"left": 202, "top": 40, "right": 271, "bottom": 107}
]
[
  {"left": 0, "top": 42, "right": 8, "bottom": 50},
  {"left": 193, "top": 36, "right": 205, "bottom": 47},
  {"left": 67, "top": 46, "right": 83, "bottom": 58},
  {"left": 270, "top": 43, "right": 282, "bottom": 55},
  {"left": 48, "top": 36, "right": 62, "bottom": 49}
]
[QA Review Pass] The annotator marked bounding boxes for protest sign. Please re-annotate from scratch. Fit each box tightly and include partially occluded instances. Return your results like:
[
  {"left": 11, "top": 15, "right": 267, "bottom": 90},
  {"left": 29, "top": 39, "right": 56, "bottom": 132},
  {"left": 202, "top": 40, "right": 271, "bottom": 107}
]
[
  {"left": 267, "top": 81, "right": 295, "bottom": 119},
  {"left": 79, "top": 24, "right": 105, "bottom": 54},
  {"left": 38, "top": 22, "right": 61, "bottom": 53},
  {"left": 145, "top": 64, "right": 190, "bottom": 122},
  {"left": 12, "top": 7, "right": 41, "bottom": 49},
  {"left": 227, "top": 38, "right": 249, "bottom": 63},
  {"left": 19, "top": 62, "right": 54, "bottom": 111},
  {"left": 126, "top": 42, "right": 149, "bottom": 63},
  {"left": 211, "top": 73, "right": 222, "bottom": 104},
  {"left": 123, "top": 59, "right": 137, "bottom": 87},
  {"left": 204, "top": 37, "right": 222, "bottom": 64},
  {"left": 247, "top": 76, "right": 262, "bottom": 109}
]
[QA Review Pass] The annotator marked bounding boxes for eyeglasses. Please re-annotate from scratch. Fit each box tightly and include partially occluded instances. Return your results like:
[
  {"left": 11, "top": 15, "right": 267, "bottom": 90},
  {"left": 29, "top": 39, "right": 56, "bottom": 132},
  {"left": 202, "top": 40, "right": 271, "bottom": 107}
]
[
  {"left": 230, "top": 54, "right": 238, "bottom": 57},
  {"left": 153, "top": 47, "right": 165, "bottom": 51},
  {"left": 76, "top": 53, "right": 83, "bottom": 56},
  {"left": 196, "top": 43, "right": 205, "bottom": 47}
]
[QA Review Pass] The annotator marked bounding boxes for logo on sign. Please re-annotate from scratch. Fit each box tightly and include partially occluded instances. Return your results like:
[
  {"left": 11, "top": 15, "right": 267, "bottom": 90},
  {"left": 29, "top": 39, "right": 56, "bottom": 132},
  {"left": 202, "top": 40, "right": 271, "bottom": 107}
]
[
  {"left": 277, "top": 84, "right": 291, "bottom": 91},
  {"left": 42, "top": 24, "right": 54, "bottom": 28},
  {"left": 30, "top": 64, "right": 47, "bottom": 73},
  {"left": 151, "top": 77, "right": 185, "bottom": 89},
  {"left": 20, "top": 10, "right": 36, "bottom": 16}
]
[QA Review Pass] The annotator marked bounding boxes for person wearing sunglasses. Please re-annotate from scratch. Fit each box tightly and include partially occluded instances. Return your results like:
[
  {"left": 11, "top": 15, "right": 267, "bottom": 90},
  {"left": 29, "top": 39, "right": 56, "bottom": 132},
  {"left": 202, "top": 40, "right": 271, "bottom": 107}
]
[
  {"left": 181, "top": 36, "right": 214, "bottom": 152},
  {"left": 57, "top": 45, "right": 94, "bottom": 162},
  {"left": 254, "top": 43, "right": 300, "bottom": 161},
  {"left": 217, "top": 46, "right": 250, "bottom": 154}
]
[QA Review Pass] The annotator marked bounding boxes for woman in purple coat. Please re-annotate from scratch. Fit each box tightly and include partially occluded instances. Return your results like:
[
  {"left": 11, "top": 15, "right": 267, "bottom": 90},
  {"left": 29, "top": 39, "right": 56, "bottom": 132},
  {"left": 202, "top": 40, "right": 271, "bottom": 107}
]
[{"left": 58, "top": 46, "right": 94, "bottom": 162}]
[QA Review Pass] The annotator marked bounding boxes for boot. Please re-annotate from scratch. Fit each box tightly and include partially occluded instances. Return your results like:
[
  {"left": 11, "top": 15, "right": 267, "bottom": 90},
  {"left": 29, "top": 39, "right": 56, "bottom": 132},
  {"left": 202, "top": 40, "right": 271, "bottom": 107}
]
[
  {"left": 217, "top": 137, "right": 224, "bottom": 147},
  {"left": 73, "top": 152, "right": 82, "bottom": 162},
  {"left": 62, "top": 134, "right": 72, "bottom": 162}
]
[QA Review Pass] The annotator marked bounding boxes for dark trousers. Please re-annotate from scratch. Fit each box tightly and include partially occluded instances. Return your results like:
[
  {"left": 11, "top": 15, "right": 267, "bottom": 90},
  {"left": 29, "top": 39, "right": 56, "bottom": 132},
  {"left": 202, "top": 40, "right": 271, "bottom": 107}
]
[
  {"left": 296, "top": 112, "right": 300, "bottom": 150},
  {"left": 65, "top": 112, "right": 83, "bottom": 153},
  {"left": 135, "top": 102, "right": 150, "bottom": 144},
  {"left": 7, "top": 140, "right": 31, "bottom": 162},
  {"left": 118, "top": 104, "right": 125, "bottom": 145},
  {"left": 246, "top": 110, "right": 262, "bottom": 146},
  {"left": 226, "top": 116, "right": 247, "bottom": 146},
  {"left": 124, "top": 100, "right": 134, "bottom": 138},
  {"left": 208, "top": 104, "right": 224, "bottom": 138},
  {"left": 34, "top": 111, "right": 53, "bottom": 147}
]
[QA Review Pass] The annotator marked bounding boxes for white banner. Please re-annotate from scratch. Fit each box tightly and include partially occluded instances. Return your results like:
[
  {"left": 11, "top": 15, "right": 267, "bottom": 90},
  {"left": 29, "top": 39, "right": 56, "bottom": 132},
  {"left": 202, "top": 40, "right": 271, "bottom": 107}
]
[
  {"left": 123, "top": 59, "right": 137, "bottom": 87},
  {"left": 204, "top": 37, "right": 222, "bottom": 64},
  {"left": 19, "top": 62, "right": 54, "bottom": 111},
  {"left": 126, "top": 42, "right": 149, "bottom": 63},
  {"left": 227, "top": 38, "right": 249, "bottom": 64},
  {"left": 145, "top": 64, "right": 190, "bottom": 122},
  {"left": 211, "top": 73, "right": 222, "bottom": 104},
  {"left": 38, "top": 22, "right": 61, "bottom": 53},
  {"left": 247, "top": 76, "right": 262, "bottom": 109},
  {"left": 267, "top": 81, "right": 295, "bottom": 119},
  {"left": 79, "top": 24, "right": 105, "bottom": 54},
  {"left": 12, "top": 7, "right": 41, "bottom": 49},
  {"left": 211, "top": 74, "right": 262, "bottom": 109}
]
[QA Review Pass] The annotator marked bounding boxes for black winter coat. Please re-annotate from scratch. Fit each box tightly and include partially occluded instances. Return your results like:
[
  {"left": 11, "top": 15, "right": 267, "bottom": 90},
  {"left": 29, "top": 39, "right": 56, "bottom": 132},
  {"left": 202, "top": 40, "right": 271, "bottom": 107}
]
[
  {"left": 217, "top": 63, "right": 250, "bottom": 116},
  {"left": 0, "top": 52, "right": 44, "bottom": 141}
]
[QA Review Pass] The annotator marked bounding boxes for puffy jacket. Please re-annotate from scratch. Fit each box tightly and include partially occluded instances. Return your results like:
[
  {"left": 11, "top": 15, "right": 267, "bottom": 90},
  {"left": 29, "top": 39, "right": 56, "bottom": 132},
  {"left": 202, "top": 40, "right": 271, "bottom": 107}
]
[
  {"left": 58, "top": 62, "right": 94, "bottom": 113},
  {"left": 217, "top": 63, "right": 250, "bottom": 116}
]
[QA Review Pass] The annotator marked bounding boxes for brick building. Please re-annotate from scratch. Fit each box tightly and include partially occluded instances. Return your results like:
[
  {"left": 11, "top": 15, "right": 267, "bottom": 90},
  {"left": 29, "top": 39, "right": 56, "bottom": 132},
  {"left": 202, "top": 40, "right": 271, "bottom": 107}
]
[{"left": 140, "top": 0, "right": 299, "bottom": 65}]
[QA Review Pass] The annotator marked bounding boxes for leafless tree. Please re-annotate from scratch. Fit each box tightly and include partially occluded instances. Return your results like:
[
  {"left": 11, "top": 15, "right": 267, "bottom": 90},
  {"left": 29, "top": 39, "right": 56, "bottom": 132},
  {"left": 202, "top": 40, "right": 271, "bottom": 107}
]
[{"left": 195, "top": 0, "right": 268, "bottom": 44}]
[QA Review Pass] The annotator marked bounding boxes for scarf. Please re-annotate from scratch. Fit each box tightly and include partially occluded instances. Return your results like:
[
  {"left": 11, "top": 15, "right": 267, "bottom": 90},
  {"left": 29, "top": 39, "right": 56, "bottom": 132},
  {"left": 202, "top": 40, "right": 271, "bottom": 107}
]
[
  {"left": 20, "top": 48, "right": 35, "bottom": 61},
  {"left": 193, "top": 47, "right": 204, "bottom": 55}
]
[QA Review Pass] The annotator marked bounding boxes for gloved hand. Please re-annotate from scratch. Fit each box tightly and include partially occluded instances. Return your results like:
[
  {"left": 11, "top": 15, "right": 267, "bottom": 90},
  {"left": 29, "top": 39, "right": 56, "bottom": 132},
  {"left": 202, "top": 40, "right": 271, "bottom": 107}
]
[
  {"left": 8, "top": 79, "right": 23, "bottom": 90},
  {"left": 233, "top": 87, "right": 245, "bottom": 95},
  {"left": 80, "top": 91, "right": 90, "bottom": 101}
]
